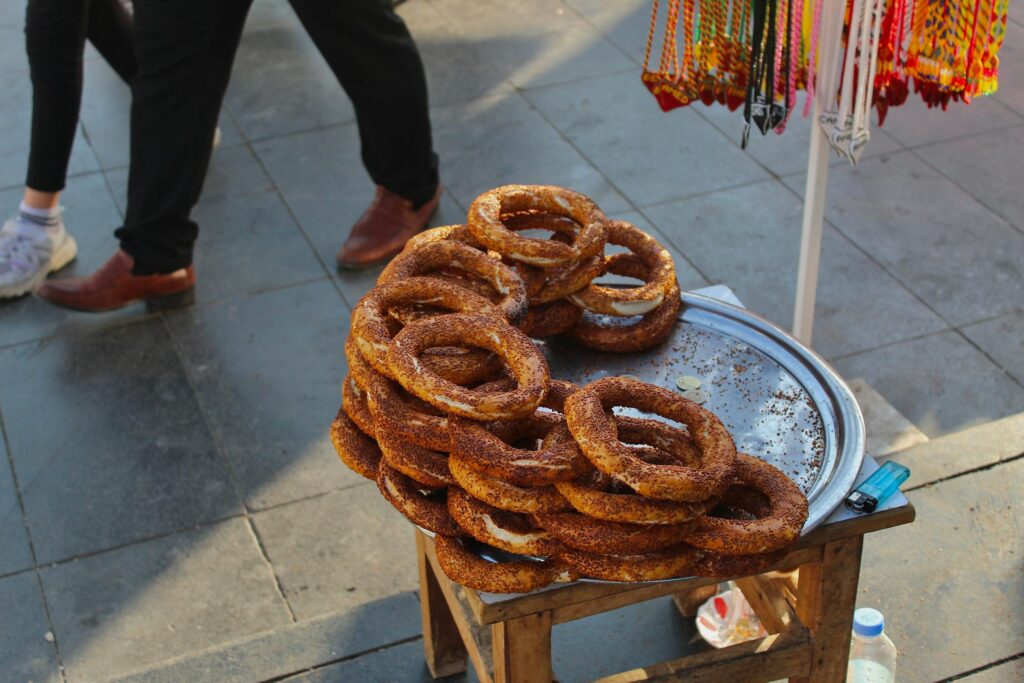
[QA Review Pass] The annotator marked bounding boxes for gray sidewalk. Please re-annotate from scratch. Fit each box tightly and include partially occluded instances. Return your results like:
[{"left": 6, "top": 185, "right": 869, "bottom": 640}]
[{"left": 0, "top": 0, "right": 1022, "bottom": 681}]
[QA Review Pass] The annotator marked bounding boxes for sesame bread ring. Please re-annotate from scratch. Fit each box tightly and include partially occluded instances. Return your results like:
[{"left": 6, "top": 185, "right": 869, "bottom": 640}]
[
  {"left": 557, "top": 543, "right": 705, "bottom": 582},
  {"left": 615, "top": 415, "right": 702, "bottom": 466},
  {"left": 329, "top": 407, "right": 382, "bottom": 480},
  {"left": 500, "top": 211, "right": 604, "bottom": 303},
  {"left": 433, "top": 535, "right": 575, "bottom": 594},
  {"left": 516, "top": 253, "right": 604, "bottom": 304},
  {"left": 345, "top": 334, "right": 379, "bottom": 391},
  {"left": 449, "top": 453, "right": 571, "bottom": 514},
  {"left": 387, "top": 313, "right": 550, "bottom": 421},
  {"left": 517, "top": 299, "right": 583, "bottom": 338},
  {"left": 377, "top": 428, "right": 454, "bottom": 489},
  {"left": 349, "top": 324, "right": 501, "bottom": 391},
  {"left": 341, "top": 375, "right": 376, "bottom": 438},
  {"left": 568, "top": 221, "right": 675, "bottom": 316},
  {"left": 683, "top": 453, "right": 809, "bottom": 555},
  {"left": 554, "top": 470, "right": 718, "bottom": 524},
  {"left": 377, "top": 240, "right": 528, "bottom": 323},
  {"left": 352, "top": 276, "right": 504, "bottom": 378},
  {"left": 365, "top": 373, "right": 450, "bottom": 452},
  {"left": 468, "top": 185, "right": 607, "bottom": 267},
  {"left": 449, "top": 411, "right": 592, "bottom": 486},
  {"left": 447, "top": 488, "right": 563, "bottom": 556},
  {"left": 696, "top": 548, "right": 789, "bottom": 578},
  {"left": 532, "top": 512, "right": 699, "bottom": 555},
  {"left": 375, "top": 461, "right": 461, "bottom": 537},
  {"left": 564, "top": 377, "right": 736, "bottom": 502},
  {"left": 567, "top": 258, "right": 682, "bottom": 353},
  {"left": 383, "top": 224, "right": 482, "bottom": 265}
]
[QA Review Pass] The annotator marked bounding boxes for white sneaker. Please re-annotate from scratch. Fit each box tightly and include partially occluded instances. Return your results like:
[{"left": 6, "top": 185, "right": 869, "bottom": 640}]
[{"left": 0, "top": 217, "right": 78, "bottom": 299}]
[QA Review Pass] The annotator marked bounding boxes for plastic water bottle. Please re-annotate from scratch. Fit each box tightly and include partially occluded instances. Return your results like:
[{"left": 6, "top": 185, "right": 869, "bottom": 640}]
[{"left": 847, "top": 608, "right": 897, "bottom": 682}]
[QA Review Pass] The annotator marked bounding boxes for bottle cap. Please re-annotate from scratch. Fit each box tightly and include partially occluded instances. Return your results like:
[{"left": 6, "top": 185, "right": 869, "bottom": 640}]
[{"left": 853, "top": 607, "right": 885, "bottom": 637}]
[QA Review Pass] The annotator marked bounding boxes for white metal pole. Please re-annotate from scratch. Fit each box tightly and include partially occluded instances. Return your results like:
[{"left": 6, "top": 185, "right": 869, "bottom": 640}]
[{"left": 792, "top": 0, "right": 847, "bottom": 345}]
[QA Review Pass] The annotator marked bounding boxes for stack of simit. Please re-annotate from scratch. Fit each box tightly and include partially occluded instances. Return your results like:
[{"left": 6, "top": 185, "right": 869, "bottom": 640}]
[{"left": 332, "top": 184, "right": 809, "bottom": 593}]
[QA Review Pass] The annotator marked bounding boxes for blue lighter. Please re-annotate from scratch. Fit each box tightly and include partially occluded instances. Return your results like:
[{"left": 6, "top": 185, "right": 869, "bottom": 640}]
[{"left": 844, "top": 461, "right": 911, "bottom": 513}]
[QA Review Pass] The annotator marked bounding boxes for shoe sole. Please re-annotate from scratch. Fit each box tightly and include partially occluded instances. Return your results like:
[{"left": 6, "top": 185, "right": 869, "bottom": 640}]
[
  {"left": 0, "top": 233, "right": 78, "bottom": 299},
  {"left": 34, "top": 285, "right": 196, "bottom": 313}
]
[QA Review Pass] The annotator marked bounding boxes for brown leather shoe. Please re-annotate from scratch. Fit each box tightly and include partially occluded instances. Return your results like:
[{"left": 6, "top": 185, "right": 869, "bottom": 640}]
[
  {"left": 336, "top": 185, "right": 442, "bottom": 270},
  {"left": 36, "top": 249, "right": 195, "bottom": 312}
]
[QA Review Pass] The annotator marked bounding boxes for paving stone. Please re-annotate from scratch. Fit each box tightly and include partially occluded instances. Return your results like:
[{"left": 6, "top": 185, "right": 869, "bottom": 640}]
[
  {"left": 253, "top": 121, "right": 466, "bottom": 307},
  {"left": 282, "top": 638, "right": 451, "bottom": 683},
  {"left": 79, "top": 59, "right": 241, "bottom": 172},
  {"left": 429, "top": 0, "right": 590, "bottom": 37},
  {"left": 0, "top": 69, "right": 99, "bottom": 190},
  {"left": 961, "top": 310, "right": 1024, "bottom": 385},
  {"left": 0, "top": 318, "right": 240, "bottom": 563},
  {"left": 834, "top": 330, "right": 1024, "bottom": 438},
  {"left": 524, "top": 70, "right": 771, "bottom": 208},
  {"left": 110, "top": 591, "right": 421, "bottom": 683},
  {"left": 396, "top": 0, "right": 512, "bottom": 105},
  {"left": 251, "top": 485, "right": 421, "bottom": 620},
  {"left": 104, "top": 144, "right": 277, "bottom": 215},
  {"left": 961, "top": 656, "right": 1024, "bottom": 682},
  {"left": 425, "top": 2, "right": 633, "bottom": 91},
  {"left": 698, "top": 93, "right": 904, "bottom": 178},
  {"left": 642, "top": 180, "right": 947, "bottom": 359},
  {"left": 563, "top": 0, "right": 659, "bottom": 64},
  {"left": 786, "top": 151, "right": 1024, "bottom": 327},
  {"left": 847, "top": 378, "right": 929, "bottom": 457},
  {"left": 876, "top": 89, "right": 1022, "bottom": 150},
  {"left": 0, "top": 3, "right": 27, "bottom": 78},
  {"left": 165, "top": 279, "right": 357, "bottom": 510},
  {"left": 0, "top": 572, "right": 61, "bottom": 683},
  {"left": 858, "top": 459, "right": 1024, "bottom": 682},
  {"left": 191, "top": 194, "right": 327, "bottom": 305},
  {"left": 431, "top": 91, "right": 630, "bottom": 213},
  {"left": 41, "top": 518, "right": 291, "bottom": 683},
  {"left": 0, "top": 433, "right": 33, "bottom": 577},
  {"left": 991, "top": 21, "right": 1024, "bottom": 118},
  {"left": 225, "top": 16, "right": 356, "bottom": 141},
  {"left": 886, "top": 412, "right": 1024, "bottom": 490},
  {"left": 916, "top": 126, "right": 1024, "bottom": 233}
]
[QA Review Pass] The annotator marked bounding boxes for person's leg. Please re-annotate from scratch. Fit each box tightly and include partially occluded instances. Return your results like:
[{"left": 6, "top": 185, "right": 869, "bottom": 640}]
[
  {"left": 23, "top": 0, "right": 91, "bottom": 197},
  {"left": 86, "top": 0, "right": 137, "bottom": 83},
  {"left": 114, "top": 0, "right": 252, "bottom": 274},
  {"left": 1, "top": 0, "right": 89, "bottom": 298},
  {"left": 288, "top": 0, "right": 438, "bottom": 206},
  {"left": 36, "top": 0, "right": 252, "bottom": 311},
  {"left": 287, "top": 0, "right": 441, "bottom": 269}
]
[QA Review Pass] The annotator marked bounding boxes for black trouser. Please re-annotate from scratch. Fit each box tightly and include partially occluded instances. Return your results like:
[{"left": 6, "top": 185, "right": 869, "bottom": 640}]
[
  {"left": 25, "top": 0, "right": 136, "bottom": 193},
  {"left": 116, "top": 0, "right": 438, "bottom": 274}
]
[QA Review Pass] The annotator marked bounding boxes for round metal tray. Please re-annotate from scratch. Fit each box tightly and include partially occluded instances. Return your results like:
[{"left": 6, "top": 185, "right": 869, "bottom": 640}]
[{"left": 425, "top": 292, "right": 865, "bottom": 585}]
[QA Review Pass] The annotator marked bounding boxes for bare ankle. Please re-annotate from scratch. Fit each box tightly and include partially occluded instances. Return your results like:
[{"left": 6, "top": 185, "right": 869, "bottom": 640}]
[{"left": 23, "top": 188, "right": 60, "bottom": 210}]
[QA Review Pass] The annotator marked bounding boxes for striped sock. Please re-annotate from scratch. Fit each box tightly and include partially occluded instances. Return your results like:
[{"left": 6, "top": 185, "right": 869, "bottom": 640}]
[{"left": 17, "top": 202, "right": 62, "bottom": 230}]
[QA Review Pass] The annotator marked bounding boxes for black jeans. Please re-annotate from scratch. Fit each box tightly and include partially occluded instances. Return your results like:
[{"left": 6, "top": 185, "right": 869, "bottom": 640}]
[
  {"left": 116, "top": 0, "right": 438, "bottom": 274},
  {"left": 25, "top": 0, "right": 136, "bottom": 193}
]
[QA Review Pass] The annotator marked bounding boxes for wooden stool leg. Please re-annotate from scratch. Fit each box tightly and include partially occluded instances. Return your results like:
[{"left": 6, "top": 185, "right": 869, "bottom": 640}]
[
  {"left": 417, "top": 532, "right": 468, "bottom": 678},
  {"left": 492, "top": 611, "right": 554, "bottom": 683},
  {"left": 672, "top": 583, "right": 718, "bottom": 617},
  {"left": 793, "top": 536, "right": 864, "bottom": 683}
]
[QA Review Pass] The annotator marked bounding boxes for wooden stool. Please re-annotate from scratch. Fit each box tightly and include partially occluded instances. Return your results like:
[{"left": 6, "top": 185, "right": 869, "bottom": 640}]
[{"left": 416, "top": 502, "right": 914, "bottom": 683}]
